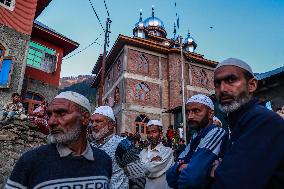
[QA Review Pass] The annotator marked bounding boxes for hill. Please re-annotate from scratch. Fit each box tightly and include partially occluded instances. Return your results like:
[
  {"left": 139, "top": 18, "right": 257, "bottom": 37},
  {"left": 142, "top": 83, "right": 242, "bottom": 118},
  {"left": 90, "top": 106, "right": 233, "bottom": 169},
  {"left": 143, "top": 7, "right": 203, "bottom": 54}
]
[{"left": 59, "top": 77, "right": 97, "bottom": 108}]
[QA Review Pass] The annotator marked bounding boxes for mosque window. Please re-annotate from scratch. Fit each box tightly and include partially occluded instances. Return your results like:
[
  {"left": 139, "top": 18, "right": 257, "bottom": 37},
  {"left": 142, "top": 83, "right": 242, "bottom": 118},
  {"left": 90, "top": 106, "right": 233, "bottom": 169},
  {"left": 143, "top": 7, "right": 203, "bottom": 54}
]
[
  {"left": 138, "top": 54, "right": 148, "bottom": 73},
  {"left": 134, "top": 114, "right": 149, "bottom": 134},
  {"left": 198, "top": 68, "right": 209, "bottom": 86},
  {"left": 0, "top": 0, "right": 15, "bottom": 11},
  {"left": 135, "top": 82, "right": 150, "bottom": 101},
  {"left": 26, "top": 41, "right": 57, "bottom": 73}
]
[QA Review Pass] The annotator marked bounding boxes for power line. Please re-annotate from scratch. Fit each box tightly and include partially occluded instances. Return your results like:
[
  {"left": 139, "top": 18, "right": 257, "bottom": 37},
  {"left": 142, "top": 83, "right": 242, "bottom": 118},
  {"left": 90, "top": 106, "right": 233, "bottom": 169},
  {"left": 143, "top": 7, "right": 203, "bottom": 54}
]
[
  {"left": 88, "top": 0, "right": 105, "bottom": 32},
  {"left": 63, "top": 32, "right": 103, "bottom": 60},
  {"left": 103, "top": 0, "right": 110, "bottom": 17}
]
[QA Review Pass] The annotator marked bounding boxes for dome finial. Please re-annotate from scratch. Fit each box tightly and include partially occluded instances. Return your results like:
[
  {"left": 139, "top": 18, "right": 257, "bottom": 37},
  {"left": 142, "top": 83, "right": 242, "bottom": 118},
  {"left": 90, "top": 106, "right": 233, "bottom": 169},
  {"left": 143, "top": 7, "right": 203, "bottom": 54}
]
[
  {"left": 152, "top": 5, "right": 155, "bottom": 17},
  {"left": 187, "top": 28, "right": 190, "bottom": 37},
  {"left": 139, "top": 9, "right": 143, "bottom": 22},
  {"left": 173, "top": 21, "right": 177, "bottom": 38}
]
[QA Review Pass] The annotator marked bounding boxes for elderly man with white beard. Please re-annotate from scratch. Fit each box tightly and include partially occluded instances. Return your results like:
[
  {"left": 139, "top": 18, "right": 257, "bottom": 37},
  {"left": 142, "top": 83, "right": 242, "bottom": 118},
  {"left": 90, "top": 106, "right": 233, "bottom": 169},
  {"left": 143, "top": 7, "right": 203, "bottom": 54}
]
[
  {"left": 90, "top": 106, "right": 146, "bottom": 189},
  {"left": 5, "top": 91, "right": 112, "bottom": 189}
]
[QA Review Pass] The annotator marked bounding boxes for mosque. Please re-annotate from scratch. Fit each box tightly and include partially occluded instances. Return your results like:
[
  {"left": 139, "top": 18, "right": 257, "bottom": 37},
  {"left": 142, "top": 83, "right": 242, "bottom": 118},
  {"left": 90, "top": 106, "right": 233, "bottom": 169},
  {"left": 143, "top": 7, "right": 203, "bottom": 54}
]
[{"left": 91, "top": 7, "right": 217, "bottom": 138}]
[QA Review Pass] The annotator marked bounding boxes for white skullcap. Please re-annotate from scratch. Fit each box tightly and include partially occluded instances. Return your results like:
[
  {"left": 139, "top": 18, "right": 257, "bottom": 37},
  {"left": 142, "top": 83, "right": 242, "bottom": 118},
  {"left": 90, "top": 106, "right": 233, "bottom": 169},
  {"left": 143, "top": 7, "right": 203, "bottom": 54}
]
[
  {"left": 147, "top": 120, "right": 163, "bottom": 127},
  {"left": 186, "top": 94, "right": 214, "bottom": 110},
  {"left": 55, "top": 91, "right": 91, "bottom": 113},
  {"left": 213, "top": 116, "right": 222, "bottom": 126},
  {"left": 215, "top": 58, "right": 254, "bottom": 77},
  {"left": 93, "top": 106, "right": 115, "bottom": 121}
]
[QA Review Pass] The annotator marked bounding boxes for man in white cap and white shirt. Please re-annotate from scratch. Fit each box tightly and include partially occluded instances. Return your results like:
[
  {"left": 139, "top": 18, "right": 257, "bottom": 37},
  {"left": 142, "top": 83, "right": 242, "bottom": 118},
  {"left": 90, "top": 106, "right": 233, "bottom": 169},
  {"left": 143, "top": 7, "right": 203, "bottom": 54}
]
[
  {"left": 140, "top": 119, "right": 174, "bottom": 189},
  {"left": 5, "top": 91, "right": 112, "bottom": 189},
  {"left": 166, "top": 94, "right": 227, "bottom": 189},
  {"left": 90, "top": 106, "right": 146, "bottom": 189}
]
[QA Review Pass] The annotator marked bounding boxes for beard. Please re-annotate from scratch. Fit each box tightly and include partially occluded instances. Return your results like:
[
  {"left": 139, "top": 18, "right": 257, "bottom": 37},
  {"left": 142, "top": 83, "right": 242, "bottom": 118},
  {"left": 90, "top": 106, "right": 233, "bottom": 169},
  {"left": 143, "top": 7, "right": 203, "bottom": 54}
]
[
  {"left": 91, "top": 126, "right": 110, "bottom": 143},
  {"left": 218, "top": 91, "right": 251, "bottom": 114},
  {"left": 149, "top": 136, "right": 160, "bottom": 146},
  {"left": 48, "top": 125, "right": 82, "bottom": 145}
]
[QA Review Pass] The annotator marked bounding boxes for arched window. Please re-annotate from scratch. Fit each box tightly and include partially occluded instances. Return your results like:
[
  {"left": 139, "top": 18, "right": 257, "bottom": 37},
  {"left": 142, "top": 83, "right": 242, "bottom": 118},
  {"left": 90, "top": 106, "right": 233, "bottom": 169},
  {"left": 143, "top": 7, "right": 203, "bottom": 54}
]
[
  {"left": 138, "top": 54, "right": 148, "bottom": 73},
  {"left": 134, "top": 82, "right": 150, "bottom": 101},
  {"left": 134, "top": 114, "right": 150, "bottom": 134},
  {"left": 198, "top": 68, "right": 209, "bottom": 86}
]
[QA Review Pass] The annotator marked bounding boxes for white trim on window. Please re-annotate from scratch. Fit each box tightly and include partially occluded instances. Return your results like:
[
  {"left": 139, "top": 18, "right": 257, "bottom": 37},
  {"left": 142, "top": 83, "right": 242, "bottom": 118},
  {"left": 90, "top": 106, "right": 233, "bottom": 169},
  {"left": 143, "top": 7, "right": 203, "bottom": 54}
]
[{"left": 0, "top": 0, "right": 16, "bottom": 11}]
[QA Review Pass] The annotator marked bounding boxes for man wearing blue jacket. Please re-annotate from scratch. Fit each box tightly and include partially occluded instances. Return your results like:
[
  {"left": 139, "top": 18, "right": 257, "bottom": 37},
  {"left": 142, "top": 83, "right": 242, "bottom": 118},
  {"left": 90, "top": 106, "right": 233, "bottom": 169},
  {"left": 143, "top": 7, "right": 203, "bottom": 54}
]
[
  {"left": 211, "top": 58, "right": 284, "bottom": 189},
  {"left": 166, "top": 94, "right": 227, "bottom": 189}
]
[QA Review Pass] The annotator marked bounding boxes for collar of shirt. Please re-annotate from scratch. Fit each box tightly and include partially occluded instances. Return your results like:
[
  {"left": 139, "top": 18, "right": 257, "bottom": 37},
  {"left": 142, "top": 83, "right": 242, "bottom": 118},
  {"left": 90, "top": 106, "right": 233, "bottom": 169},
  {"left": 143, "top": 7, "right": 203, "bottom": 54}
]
[
  {"left": 56, "top": 141, "right": 94, "bottom": 161},
  {"left": 146, "top": 142, "right": 164, "bottom": 153}
]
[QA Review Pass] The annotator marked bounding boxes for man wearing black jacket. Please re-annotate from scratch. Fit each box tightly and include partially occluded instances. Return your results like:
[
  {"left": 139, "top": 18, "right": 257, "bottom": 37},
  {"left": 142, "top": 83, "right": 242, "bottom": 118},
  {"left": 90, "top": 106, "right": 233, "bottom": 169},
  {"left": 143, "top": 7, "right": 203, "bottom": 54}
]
[{"left": 211, "top": 58, "right": 284, "bottom": 189}]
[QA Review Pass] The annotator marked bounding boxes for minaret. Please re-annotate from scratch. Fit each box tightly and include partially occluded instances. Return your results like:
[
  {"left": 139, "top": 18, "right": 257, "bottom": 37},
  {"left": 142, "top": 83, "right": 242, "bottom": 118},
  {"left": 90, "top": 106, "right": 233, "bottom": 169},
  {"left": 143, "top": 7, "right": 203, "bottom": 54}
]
[
  {"left": 133, "top": 9, "right": 145, "bottom": 38},
  {"left": 183, "top": 30, "right": 197, "bottom": 52}
]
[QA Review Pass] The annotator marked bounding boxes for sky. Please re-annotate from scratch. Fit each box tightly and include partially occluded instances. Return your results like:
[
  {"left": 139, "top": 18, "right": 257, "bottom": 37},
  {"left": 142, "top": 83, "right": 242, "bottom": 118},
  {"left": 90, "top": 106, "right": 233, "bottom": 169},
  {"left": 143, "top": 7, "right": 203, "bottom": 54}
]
[{"left": 37, "top": 0, "right": 284, "bottom": 77}]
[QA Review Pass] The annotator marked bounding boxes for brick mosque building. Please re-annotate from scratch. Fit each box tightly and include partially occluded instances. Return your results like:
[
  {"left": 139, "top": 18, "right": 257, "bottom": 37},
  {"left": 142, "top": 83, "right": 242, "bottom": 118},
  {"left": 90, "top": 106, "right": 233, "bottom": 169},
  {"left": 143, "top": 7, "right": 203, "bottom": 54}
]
[{"left": 92, "top": 8, "right": 218, "bottom": 138}]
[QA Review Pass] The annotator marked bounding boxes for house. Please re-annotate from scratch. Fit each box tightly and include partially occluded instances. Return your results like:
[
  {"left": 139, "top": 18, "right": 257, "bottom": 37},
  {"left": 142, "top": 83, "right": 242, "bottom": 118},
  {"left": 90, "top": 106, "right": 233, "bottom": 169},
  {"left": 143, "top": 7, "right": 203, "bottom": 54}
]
[{"left": 0, "top": 0, "right": 79, "bottom": 113}]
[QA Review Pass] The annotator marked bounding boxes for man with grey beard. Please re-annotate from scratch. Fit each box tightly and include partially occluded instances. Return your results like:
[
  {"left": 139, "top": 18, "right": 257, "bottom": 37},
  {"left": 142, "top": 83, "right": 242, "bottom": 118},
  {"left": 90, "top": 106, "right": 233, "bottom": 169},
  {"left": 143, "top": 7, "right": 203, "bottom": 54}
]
[
  {"left": 5, "top": 91, "right": 112, "bottom": 189},
  {"left": 211, "top": 58, "right": 284, "bottom": 189},
  {"left": 90, "top": 106, "right": 146, "bottom": 189}
]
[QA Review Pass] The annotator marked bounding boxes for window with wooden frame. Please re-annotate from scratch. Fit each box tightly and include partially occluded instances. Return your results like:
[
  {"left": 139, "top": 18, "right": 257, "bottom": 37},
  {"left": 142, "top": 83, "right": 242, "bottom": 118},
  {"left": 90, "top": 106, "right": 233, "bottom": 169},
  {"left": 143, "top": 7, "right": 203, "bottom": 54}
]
[
  {"left": 26, "top": 41, "right": 58, "bottom": 73},
  {"left": 134, "top": 114, "right": 150, "bottom": 135},
  {"left": 0, "top": 56, "right": 14, "bottom": 88},
  {"left": 0, "top": 0, "right": 16, "bottom": 11}
]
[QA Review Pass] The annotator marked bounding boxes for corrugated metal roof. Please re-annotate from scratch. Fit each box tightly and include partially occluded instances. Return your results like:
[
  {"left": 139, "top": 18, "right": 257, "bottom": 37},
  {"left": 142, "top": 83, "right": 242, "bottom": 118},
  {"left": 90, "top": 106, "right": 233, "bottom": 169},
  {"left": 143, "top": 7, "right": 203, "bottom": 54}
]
[{"left": 256, "top": 66, "right": 284, "bottom": 80}]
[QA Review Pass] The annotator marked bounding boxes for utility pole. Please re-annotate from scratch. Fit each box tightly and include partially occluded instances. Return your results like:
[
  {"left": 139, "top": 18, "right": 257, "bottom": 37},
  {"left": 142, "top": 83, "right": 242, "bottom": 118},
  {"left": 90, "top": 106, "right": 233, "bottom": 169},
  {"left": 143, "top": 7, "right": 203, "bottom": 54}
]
[
  {"left": 180, "top": 36, "right": 187, "bottom": 144},
  {"left": 98, "top": 17, "right": 111, "bottom": 106}
]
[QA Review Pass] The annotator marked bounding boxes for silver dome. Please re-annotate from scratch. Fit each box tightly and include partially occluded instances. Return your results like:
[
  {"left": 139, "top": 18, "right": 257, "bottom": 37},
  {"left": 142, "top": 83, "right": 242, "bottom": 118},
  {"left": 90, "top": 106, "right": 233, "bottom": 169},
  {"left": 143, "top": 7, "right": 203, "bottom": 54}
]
[
  {"left": 135, "top": 21, "right": 144, "bottom": 28},
  {"left": 143, "top": 16, "right": 165, "bottom": 29},
  {"left": 184, "top": 35, "right": 195, "bottom": 44}
]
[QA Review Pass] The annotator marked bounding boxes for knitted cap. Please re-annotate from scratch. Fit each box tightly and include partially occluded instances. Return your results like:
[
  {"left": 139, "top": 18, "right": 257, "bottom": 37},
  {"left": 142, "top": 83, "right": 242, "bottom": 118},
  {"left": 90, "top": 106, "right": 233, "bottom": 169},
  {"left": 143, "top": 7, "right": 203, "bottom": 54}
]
[{"left": 186, "top": 94, "right": 214, "bottom": 110}]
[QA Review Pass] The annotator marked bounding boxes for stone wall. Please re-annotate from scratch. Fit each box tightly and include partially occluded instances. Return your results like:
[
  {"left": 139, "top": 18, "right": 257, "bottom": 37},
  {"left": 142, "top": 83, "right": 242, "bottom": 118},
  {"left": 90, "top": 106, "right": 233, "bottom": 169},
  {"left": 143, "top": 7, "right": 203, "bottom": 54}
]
[
  {"left": 0, "top": 120, "right": 47, "bottom": 188},
  {"left": 0, "top": 24, "right": 30, "bottom": 108},
  {"left": 27, "top": 78, "right": 58, "bottom": 103}
]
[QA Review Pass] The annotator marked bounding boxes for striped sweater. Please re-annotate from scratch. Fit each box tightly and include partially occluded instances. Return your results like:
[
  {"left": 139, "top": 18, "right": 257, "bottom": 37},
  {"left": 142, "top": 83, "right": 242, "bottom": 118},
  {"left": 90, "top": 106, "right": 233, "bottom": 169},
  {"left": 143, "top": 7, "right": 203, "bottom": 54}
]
[{"left": 5, "top": 144, "right": 112, "bottom": 189}]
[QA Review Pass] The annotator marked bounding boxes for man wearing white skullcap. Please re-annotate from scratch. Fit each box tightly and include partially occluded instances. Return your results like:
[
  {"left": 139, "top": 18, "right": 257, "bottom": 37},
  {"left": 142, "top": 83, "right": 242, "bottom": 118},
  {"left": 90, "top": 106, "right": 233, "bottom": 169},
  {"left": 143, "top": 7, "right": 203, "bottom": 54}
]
[
  {"left": 5, "top": 91, "right": 112, "bottom": 188},
  {"left": 140, "top": 120, "right": 173, "bottom": 189},
  {"left": 211, "top": 58, "right": 284, "bottom": 189},
  {"left": 91, "top": 106, "right": 146, "bottom": 189},
  {"left": 167, "top": 94, "right": 227, "bottom": 189}
]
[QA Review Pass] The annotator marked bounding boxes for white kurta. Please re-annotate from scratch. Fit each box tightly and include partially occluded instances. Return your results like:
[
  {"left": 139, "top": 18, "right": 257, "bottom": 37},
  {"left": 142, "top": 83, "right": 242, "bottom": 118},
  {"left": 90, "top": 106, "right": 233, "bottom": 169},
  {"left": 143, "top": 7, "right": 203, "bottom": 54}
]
[
  {"left": 96, "top": 135, "right": 129, "bottom": 189},
  {"left": 140, "top": 143, "right": 173, "bottom": 189}
]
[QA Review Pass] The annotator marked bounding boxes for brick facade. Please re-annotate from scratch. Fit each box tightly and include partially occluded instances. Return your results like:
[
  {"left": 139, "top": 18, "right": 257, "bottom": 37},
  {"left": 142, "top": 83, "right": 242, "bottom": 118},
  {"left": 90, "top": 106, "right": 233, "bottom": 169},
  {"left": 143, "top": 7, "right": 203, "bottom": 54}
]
[{"left": 94, "top": 34, "right": 217, "bottom": 138}]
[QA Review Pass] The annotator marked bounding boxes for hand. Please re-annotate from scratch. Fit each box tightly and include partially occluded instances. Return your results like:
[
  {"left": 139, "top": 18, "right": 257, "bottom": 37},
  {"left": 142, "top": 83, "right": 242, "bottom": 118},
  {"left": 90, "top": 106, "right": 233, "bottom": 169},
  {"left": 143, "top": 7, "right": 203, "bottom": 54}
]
[
  {"left": 210, "top": 158, "right": 222, "bottom": 178},
  {"left": 178, "top": 163, "right": 188, "bottom": 172},
  {"left": 150, "top": 155, "right": 162, "bottom": 162}
]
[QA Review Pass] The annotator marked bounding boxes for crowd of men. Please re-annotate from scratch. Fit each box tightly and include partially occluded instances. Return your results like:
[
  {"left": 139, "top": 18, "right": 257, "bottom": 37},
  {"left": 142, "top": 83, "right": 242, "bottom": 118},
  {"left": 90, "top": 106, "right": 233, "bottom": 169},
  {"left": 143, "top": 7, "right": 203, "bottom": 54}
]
[{"left": 3, "top": 58, "right": 284, "bottom": 189}]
